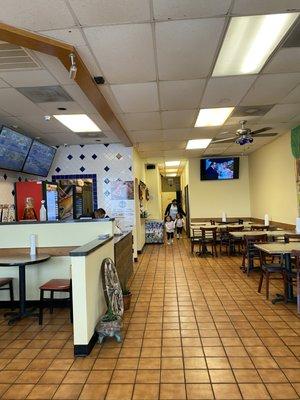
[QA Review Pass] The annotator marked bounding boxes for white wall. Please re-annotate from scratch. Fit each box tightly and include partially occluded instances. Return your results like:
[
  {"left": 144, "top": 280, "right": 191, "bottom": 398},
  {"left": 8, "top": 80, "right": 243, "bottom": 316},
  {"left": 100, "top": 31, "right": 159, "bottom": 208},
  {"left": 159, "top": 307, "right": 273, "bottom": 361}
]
[
  {"left": 189, "top": 157, "right": 251, "bottom": 219},
  {"left": 249, "top": 132, "right": 297, "bottom": 225},
  {"left": 145, "top": 166, "right": 162, "bottom": 220}
]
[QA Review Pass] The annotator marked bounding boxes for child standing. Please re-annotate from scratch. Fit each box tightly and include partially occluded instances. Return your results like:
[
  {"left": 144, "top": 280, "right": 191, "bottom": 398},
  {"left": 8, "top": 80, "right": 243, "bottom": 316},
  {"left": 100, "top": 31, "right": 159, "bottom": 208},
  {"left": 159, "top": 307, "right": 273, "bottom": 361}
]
[
  {"left": 165, "top": 216, "right": 175, "bottom": 245},
  {"left": 175, "top": 213, "right": 184, "bottom": 239}
]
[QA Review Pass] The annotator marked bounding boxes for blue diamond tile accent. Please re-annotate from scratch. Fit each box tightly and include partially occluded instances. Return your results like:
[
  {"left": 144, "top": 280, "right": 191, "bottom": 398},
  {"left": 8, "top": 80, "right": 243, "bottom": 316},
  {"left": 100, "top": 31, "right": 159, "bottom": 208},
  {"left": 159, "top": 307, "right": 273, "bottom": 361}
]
[
  {"left": 104, "top": 178, "right": 110, "bottom": 184},
  {"left": 104, "top": 143, "right": 109, "bottom": 147},
  {"left": 116, "top": 153, "right": 122, "bottom": 159},
  {"left": 129, "top": 166, "right": 132, "bottom": 171},
  {"left": 55, "top": 167, "right": 61, "bottom": 173},
  {"left": 80, "top": 144, "right": 85, "bottom": 148},
  {"left": 80, "top": 154, "right": 85, "bottom": 160},
  {"left": 67, "top": 154, "right": 73, "bottom": 160},
  {"left": 117, "top": 178, "right": 122, "bottom": 182},
  {"left": 104, "top": 166, "right": 110, "bottom": 172},
  {"left": 104, "top": 190, "right": 110, "bottom": 197},
  {"left": 92, "top": 154, "right": 97, "bottom": 160},
  {"left": 80, "top": 166, "right": 85, "bottom": 172},
  {"left": 11, "top": 190, "right": 15, "bottom": 196}
]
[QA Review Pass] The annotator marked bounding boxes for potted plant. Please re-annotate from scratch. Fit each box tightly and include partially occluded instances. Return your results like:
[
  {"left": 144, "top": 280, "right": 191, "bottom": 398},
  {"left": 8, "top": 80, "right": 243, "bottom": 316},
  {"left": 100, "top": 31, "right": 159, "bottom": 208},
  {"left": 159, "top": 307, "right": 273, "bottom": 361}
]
[{"left": 122, "top": 286, "right": 132, "bottom": 311}]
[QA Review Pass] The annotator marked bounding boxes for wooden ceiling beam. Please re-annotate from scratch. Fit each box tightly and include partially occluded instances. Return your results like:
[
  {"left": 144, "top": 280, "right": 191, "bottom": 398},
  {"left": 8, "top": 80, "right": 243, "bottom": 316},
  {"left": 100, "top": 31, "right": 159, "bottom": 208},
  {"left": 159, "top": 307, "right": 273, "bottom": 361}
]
[{"left": 0, "top": 22, "right": 132, "bottom": 146}]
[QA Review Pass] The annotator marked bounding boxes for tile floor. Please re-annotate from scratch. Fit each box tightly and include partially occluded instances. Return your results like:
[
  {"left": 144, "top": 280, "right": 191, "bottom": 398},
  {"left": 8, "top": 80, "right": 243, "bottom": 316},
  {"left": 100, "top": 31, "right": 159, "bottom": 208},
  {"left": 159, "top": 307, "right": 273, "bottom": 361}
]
[{"left": 0, "top": 239, "right": 300, "bottom": 399}]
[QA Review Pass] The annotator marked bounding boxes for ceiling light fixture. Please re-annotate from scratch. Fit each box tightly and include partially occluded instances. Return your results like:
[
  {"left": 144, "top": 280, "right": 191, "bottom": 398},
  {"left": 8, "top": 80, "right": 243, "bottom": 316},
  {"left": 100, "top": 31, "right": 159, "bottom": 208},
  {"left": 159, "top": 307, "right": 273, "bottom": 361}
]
[
  {"left": 213, "top": 13, "right": 298, "bottom": 76},
  {"left": 186, "top": 139, "right": 212, "bottom": 150},
  {"left": 69, "top": 53, "right": 77, "bottom": 80},
  {"left": 165, "top": 168, "right": 178, "bottom": 173},
  {"left": 166, "top": 173, "right": 177, "bottom": 177},
  {"left": 165, "top": 161, "right": 180, "bottom": 167},
  {"left": 195, "top": 107, "right": 234, "bottom": 127},
  {"left": 53, "top": 114, "right": 101, "bottom": 132}
]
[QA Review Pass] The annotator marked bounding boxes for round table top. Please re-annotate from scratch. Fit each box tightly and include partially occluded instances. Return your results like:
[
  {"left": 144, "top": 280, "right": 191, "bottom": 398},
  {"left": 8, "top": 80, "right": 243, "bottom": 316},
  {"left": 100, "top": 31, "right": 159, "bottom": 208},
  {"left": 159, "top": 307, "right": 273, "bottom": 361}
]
[{"left": 0, "top": 254, "right": 50, "bottom": 266}]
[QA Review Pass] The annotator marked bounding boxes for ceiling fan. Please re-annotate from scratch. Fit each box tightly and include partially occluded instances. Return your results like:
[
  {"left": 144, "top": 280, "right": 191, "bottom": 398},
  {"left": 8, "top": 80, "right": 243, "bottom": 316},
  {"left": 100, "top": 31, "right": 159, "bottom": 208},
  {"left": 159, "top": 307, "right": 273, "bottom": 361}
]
[{"left": 211, "top": 120, "right": 278, "bottom": 146}]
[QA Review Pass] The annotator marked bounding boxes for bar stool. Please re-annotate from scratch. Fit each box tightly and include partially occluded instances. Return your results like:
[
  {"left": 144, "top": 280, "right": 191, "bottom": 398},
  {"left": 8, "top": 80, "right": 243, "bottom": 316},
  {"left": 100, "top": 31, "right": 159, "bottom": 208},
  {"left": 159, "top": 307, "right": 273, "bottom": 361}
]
[
  {"left": 0, "top": 278, "right": 14, "bottom": 308},
  {"left": 39, "top": 279, "right": 72, "bottom": 325}
]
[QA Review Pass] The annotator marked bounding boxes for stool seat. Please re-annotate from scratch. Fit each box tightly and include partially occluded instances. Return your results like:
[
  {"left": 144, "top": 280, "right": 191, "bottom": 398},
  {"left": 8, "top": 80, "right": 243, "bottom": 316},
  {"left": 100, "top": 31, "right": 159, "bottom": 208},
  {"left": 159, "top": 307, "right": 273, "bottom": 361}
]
[
  {"left": 39, "top": 279, "right": 70, "bottom": 291},
  {"left": 0, "top": 278, "right": 13, "bottom": 287}
]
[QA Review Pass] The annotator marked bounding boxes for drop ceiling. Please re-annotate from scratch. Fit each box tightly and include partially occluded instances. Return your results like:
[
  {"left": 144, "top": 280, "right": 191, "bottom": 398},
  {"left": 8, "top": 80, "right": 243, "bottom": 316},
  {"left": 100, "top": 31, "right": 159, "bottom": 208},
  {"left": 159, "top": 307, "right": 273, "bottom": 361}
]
[{"left": 0, "top": 0, "right": 298, "bottom": 156}]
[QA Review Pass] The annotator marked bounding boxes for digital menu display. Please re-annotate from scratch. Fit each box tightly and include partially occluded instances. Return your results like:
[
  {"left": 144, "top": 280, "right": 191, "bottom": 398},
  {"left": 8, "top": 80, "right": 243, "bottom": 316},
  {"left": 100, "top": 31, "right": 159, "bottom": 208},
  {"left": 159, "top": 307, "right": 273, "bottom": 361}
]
[
  {"left": 22, "top": 140, "right": 56, "bottom": 177},
  {"left": 0, "top": 126, "right": 32, "bottom": 171}
]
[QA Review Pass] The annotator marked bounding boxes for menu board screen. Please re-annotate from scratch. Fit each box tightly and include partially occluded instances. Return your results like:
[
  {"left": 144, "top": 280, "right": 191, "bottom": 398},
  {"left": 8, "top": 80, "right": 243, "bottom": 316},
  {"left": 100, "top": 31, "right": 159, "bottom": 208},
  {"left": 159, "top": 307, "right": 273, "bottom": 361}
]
[
  {"left": 22, "top": 140, "right": 56, "bottom": 177},
  {"left": 0, "top": 126, "right": 32, "bottom": 171}
]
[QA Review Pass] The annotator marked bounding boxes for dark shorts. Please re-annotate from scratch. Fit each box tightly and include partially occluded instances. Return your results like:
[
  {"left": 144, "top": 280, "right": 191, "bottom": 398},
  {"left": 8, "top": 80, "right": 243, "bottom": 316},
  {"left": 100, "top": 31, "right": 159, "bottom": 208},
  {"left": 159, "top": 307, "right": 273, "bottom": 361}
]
[
  {"left": 166, "top": 232, "right": 174, "bottom": 239},
  {"left": 176, "top": 227, "right": 183, "bottom": 234}
]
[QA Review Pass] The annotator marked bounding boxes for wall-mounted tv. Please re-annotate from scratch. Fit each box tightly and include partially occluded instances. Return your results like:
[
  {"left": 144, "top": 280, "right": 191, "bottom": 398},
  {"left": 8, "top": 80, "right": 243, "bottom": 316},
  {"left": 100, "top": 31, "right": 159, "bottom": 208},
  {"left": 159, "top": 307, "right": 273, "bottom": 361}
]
[
  {"left": 0, "top": 126, "right": 32, "bottom": 172},
  {"left": 200, "top": 157, "right": 239, "bottom": 181},
  {"left": 22, "top": 140, "right": 56, "bottom": 177}
]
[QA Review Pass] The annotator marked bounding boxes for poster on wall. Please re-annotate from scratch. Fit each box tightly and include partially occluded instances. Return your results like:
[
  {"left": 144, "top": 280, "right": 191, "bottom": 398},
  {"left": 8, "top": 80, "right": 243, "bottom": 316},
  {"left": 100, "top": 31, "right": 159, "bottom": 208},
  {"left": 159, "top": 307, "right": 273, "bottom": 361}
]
[{"left": 105, "top": 180, "right": 134, "bottom": 231}]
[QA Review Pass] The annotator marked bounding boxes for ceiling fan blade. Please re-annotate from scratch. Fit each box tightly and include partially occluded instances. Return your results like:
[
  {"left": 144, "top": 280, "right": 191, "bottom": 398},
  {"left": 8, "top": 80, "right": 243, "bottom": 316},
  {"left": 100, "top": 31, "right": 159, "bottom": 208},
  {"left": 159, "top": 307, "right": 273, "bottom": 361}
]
[
  {"left": 211, "top": 137, "right": 236, "bottom": 144},
  {"left": 251, "top": 127, "right": 272, "bottom": 135},
  {"left": 254, "top": 132, "right": 278, "bottom": 137}
]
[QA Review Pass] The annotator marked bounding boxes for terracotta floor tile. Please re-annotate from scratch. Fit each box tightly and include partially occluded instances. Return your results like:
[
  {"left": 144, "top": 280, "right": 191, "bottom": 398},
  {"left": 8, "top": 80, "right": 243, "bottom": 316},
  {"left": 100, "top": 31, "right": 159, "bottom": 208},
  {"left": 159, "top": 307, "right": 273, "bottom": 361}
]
[
  {"left": 16, "top": 370, "right": 44, "bottom": 384},
  {"left": 186, "top": 383, "right": 214, "bottom": 399},
  {"left": 161, "top": 357, "right": 183, "bottom": 369},
  {"left": 160, "top": 383, "right": 186, "bottom": 399},
  {"left": 162, "top": 347, "right": 182, "bottom": 357},
  {"left": 141, "top": 347, "right": 161, "bottom": 357},
  {"left": 209, "top": 369, "right": 235, "bottom": 383},
  {"left": 26, "top": 384, "right": 58, "bottom": 399},
  {"left": 212, "top": 383, "right": 242, "bottom": 399},
  {"left": 39, "top": 370, "right": 67, "bottom": 384},
  {"left": 161, "top": 369, "right": 185, "bottom": 383},
  {"left": 266, "top": 383, "right": 298, "bottom": 399},
  {"left": 204, "top": 347, "right": 226, "bottom": 357},
  {"left": 111, "top": 369, "right": 136, "bottom": 383},
  {"left": 0, "top": 370, "right": 22, "bottom": 383},
  {"left": 78, "top": 384, "right": 108, "bottom": 400},
  {"left": 1, "top": 384, "right": 34, "bottom": 399},
  {"left": 135, "top": 369, "right": 160, "bottom": 383},
  {"left": 86, "top": 370, "right": 113, "bottom": 384},
  {"left": 133, "top": 383, "right": 159, "bottom": 400},
  {"left": 62, "top": 370, "right": 89, "bottom": 384},
  {"left": 228, "top": 357, "right": 255, "bottom": 369},
  {"left": 93, "top": 359, "right": 117, "bottom": 370},
  {"left": 257, "top": 369, "right": 288, "bottom": 383},
  {"left": 239, "top": 383, "right": 271, "bottom": 399},
  {"left": 52, "top": 384, "right": 83, "bottom": 399},
  {"left": 233, "top": 369, "right": 261, "bottom": 383},
  {"left": 206, "top": 357, "right": 230, "bottom": 369},
  {"left": 251, "top": 357, "right": 279, "bottom": 369},
  {"left": 105, "top": 384, "right": 133, "bottom": 400},
  {"left": 184, "top": 357, "right": 206, "bottom": 369},
  {"left": 185, "top": 370, "right": 210, "bottom": 384},
  {"left": 138, "top": 357, "right": 161, "bottom": 369}
]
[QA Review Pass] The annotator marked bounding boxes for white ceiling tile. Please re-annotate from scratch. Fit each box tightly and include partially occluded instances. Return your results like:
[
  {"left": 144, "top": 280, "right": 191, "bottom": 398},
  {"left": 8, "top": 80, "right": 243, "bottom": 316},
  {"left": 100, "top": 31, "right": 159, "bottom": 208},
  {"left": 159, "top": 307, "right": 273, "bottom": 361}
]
[
  {"left": 190, "top": 127, "right": 227, "bottom": 139},
  {"left": 69, "top": 0, "right": 150, "bottom": 25},
  {"left": 225, "top": 116, "right": 261, "bottom": 126},
  {"left": 99, "top": 85, "right": 123, "bottom": 115},
  {"left": 76, "top": 45, "right": 104, "bottom": 76},
  {"left": 111, "top": 83, "right": 159, "bottom": 113},
  {"left": 279, "top": 84, "right": 300, "bottom": 104},
  {"left": 159, "top": 79, "right": 205, "bottom": 110},
  {"left": 232, "top": 0, "right": 300, "bottom": 15},
  {"left": 0, "top": 0, "right": 75, "bottom": 30},
  {"left": 0, "top": 88, "right": 45, "bottom": 116},
  {"left": 38, "top": 28, "right": 86, "bottom": 46},
  {"left": 119, "top": 112, "right": 161, "bottom": 131},
  {"left": 162, "top": 129, "right": 193, "bottom": 140},
  {"left": 62, "top": 84, "right": 98, "bottom": 114},
  {"left": 201, "top": 76, "right": 257, "bottom": 108},
  {"left": 34, "top": 52, "right": 72, "bottom": 85},
  {"left": 0, "top": 78, "right": 10, "bottom": 88},
  {"left": 129, "top": 130, "right": 163, "bottom": 143},
  {"left": 263, "top": 49, "right": 300, "bottom": 74},
  {"left": 0, "top": 70, "right": 58, "bottom": 87},
  {"left": 84, "top": 24, "right": 156, "bottom": 83},
  {"left": 241, "top": 73, "right": 300, "bottom": 106},
  {"left": 156, "top": 18, "right": 225, "bottom": 80},
  {"left": 162, "top": 110, "right": 197, "bottom": 129},
  {"left": 88, "top": 113, "right": 112, "bottom": 132},
  {"left": 0, "top": 116, "right": 38, "bottom": 136},
  {"left": 260, "top": 103, "right": 300, "bottom": 123},
  {"left": 20, "top": 114, "right": 71, "bottom": 133},
  {"left": 153, "top": 0, "right": 231, "bottom": 20}
]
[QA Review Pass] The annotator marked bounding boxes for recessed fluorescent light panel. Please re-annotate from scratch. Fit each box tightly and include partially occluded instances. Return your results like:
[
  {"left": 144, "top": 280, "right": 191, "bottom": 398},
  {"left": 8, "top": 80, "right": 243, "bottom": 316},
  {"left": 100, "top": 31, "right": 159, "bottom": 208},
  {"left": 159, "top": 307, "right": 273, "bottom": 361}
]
[
  {"left": 186, "top": 139, "right": 212, "bottom": 150},
  {"left": 213, "top": 13, "right": 298, "bottom": 76},
  {"left": 166, "top": 173, "right": 177, "bottom": 177},
  {"left": 165, "top": 169, "right": 178, "bottom": 173},
  {"left": 165, "top": 161, "right": 180, "bottom": 167},
  {"left": 195, "top": 108, "right": 234, "bottom": 127},
  {"left": 53, "top": 114, "right": 101, "bottom": 132}
]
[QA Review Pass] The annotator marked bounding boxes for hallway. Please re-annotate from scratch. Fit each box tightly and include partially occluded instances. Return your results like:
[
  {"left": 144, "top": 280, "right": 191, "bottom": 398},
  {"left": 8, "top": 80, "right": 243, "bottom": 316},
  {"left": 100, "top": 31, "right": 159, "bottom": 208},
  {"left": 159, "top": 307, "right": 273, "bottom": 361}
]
[{"left": 0, "top": 240, "right": 300, "bottom": 399}]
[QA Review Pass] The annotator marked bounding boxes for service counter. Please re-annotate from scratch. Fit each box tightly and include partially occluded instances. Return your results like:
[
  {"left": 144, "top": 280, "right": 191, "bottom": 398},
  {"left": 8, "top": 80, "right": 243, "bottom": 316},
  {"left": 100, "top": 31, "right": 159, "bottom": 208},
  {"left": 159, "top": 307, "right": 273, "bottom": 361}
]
[{"left": 0, "top": 219, "right": 133, "bottom": 356}]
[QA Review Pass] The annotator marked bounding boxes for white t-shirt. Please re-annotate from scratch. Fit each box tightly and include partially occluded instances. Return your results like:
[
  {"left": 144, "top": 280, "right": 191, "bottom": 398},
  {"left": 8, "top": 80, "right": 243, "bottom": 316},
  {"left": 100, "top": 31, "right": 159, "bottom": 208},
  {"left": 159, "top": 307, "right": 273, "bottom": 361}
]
[
  {"left": 165, "top": 221, "right": 175, "bottom": 233},
  {"left": 175, "top": 218, "right": 184, "bottom": 228}
]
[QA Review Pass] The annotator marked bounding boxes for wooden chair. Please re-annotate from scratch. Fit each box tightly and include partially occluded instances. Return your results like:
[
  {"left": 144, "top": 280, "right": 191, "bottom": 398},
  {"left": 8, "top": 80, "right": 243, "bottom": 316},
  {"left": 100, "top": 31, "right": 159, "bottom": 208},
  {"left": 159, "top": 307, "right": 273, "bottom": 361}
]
[
  {"left": 39, "top": 279, "right": 72, "bottom": 325},
  {"left": 190, "top": 228, "right": 202, "bottom": 254},
  {"left": 220, "top": 226, "right": 244, "bottom": 256},
  {"left": 258, "top": 251, "right": 284, "bottom": 300},
  {"left": 210, "top": 219, "right": 216, "bottom": 225},
  {"left": 0, "top": 278, "right": 14, "bottom": 309},
  {"left": 199, "top": 227, "right": 218, "bottom": 257},
  {"left": 242, "top": 234, "right": 268, "bottom": 275},
  {"left": 251, "top": 225, "right": 269, "bottom": 231},
  {"left": 289, "top": 250, "right": 300, "bottom": 314},
  {"left": 284, "top": 234, "right": 300, "bottom": 243}
]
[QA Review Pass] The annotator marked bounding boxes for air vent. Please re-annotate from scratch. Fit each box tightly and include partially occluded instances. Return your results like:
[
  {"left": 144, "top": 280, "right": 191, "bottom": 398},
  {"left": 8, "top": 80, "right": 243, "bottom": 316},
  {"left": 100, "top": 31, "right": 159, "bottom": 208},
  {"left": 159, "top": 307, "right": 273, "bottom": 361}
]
[
  {"left": 76, "top": 132, "right": 107, "bottom": 139},
  {"left": 0, "top": 41, "right": 40, "bottom": 70},
  {"left": 232, "top": 105, "right": 274, "bottom": 117},
  {"left": 17, "top": 85, "right": 73, "bottom": 103},
  {"left": 146, "top": 164, "right": 156, "bottom": 170},
  {"left": 283, "top": 19, "right": 300, "bottom": 47}
]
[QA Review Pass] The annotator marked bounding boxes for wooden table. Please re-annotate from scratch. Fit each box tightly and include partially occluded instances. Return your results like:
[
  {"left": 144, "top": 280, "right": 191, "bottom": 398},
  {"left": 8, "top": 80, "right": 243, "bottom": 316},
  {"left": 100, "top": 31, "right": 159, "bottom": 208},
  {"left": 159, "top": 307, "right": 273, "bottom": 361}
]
[
  {"left": 254, "top": 242, "right": 300, "bottom": 303},
  {"left": 230, "top": 230, "right": 294, "bottom": 239},
  {"left": 0, "top": 254, "right": 50, "bottom": 324}
]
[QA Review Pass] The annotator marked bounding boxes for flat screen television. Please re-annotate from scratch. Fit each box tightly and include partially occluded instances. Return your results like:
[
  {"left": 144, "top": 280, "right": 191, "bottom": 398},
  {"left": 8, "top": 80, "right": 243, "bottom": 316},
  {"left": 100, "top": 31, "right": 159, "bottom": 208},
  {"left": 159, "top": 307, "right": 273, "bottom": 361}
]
[
  {"left": 200, "top": 157, "right": 239, "bottom": 181},
  {"left": 0, "top": 126, "right": 32, "bottom": 172},
  {"left": 22, "top": 140, "right": 56, "bottom": 177}
]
